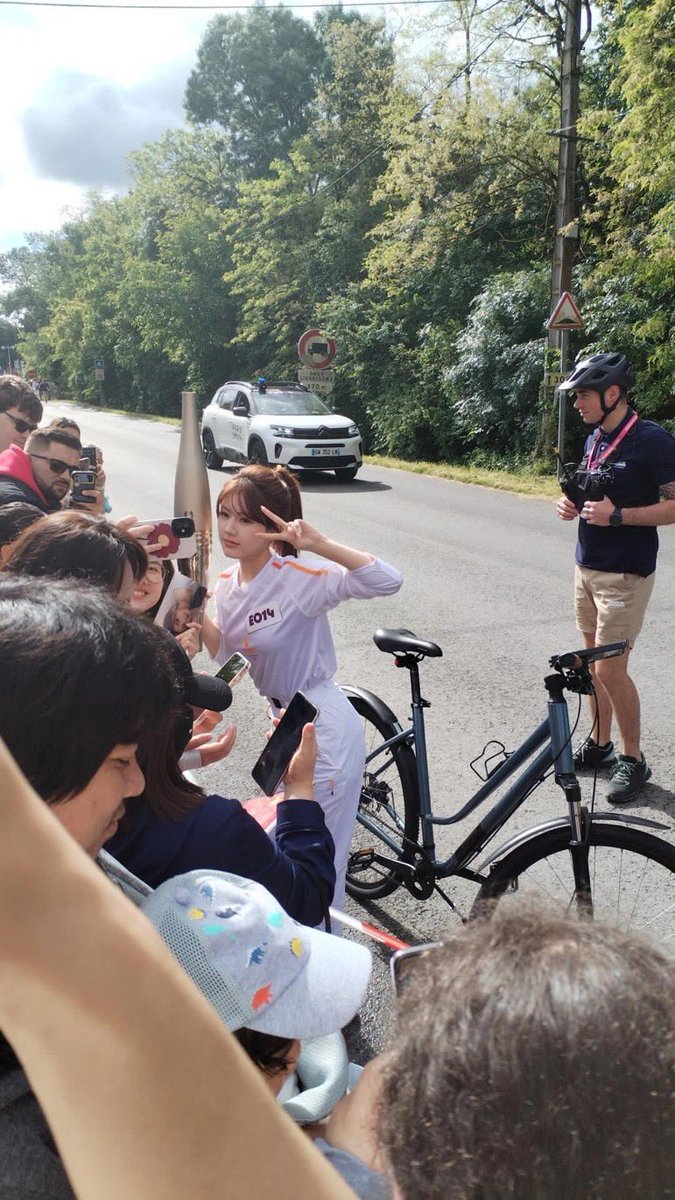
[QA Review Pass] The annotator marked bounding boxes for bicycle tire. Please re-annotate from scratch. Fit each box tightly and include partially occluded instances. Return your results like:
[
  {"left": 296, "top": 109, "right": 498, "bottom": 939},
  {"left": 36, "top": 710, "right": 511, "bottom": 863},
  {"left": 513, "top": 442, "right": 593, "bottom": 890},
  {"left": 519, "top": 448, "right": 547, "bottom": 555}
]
[
  {"left": 344, "top": 691, "right": 420, "bottom": 899},
  {"left": 473, "top": 820, "right": 675, "bottom": 948}
]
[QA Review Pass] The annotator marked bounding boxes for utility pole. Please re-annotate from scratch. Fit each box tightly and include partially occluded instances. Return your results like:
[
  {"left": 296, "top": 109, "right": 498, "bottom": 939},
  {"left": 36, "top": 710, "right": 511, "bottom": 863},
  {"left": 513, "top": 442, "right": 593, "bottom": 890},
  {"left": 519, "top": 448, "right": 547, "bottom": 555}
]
[{"left": 549, "top": 0, "right": 585, "bottom": 467}]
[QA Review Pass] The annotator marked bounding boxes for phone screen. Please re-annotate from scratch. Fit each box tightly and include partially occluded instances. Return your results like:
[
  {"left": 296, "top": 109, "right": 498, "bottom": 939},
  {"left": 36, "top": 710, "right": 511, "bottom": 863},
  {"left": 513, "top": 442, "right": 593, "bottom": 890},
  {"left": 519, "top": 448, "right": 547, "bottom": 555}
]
[
  {"left": 251, "top": 692, "right": 318, "bottom": 796},
  {"left": 216, "top": 653, "right": 250, "bottom": 688}
]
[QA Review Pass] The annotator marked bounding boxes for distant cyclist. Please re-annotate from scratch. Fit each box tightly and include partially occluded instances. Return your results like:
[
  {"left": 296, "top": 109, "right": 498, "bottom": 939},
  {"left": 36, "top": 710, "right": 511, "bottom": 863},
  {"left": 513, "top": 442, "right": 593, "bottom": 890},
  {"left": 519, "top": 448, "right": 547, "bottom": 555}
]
[
  {"left": 556, "top": 352, "right": 675, "bottom": 802},
  {"left": 38, "top": 379, "right": 51, "bottom": 403}
]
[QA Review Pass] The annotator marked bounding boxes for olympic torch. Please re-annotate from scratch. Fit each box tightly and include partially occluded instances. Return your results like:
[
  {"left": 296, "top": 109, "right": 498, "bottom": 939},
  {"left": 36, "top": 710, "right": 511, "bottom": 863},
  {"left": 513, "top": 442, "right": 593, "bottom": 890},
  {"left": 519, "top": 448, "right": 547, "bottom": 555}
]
[{"left": 174, "top": 390, "right": 212, "bottom": 623}]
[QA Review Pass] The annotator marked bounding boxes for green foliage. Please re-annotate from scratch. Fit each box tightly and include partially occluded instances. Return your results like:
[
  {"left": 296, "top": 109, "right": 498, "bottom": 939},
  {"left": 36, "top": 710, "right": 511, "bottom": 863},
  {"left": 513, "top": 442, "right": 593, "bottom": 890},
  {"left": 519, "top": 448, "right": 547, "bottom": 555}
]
[{"left": 2, "top": 0, "right": 673, "bottom": 461}]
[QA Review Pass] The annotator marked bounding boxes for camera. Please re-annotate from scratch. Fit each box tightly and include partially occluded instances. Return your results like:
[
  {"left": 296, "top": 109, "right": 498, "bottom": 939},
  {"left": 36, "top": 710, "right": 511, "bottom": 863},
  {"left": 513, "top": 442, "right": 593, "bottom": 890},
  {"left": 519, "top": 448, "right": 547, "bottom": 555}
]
[
  {"left": 71, "top": 469, "right": 97, "bottom": 505},
  {"left": 170, "top": 517, "right": 195, "bottom": 538},
  {"left": 560, "top": 466, "right": 614, "bottom": 512}
]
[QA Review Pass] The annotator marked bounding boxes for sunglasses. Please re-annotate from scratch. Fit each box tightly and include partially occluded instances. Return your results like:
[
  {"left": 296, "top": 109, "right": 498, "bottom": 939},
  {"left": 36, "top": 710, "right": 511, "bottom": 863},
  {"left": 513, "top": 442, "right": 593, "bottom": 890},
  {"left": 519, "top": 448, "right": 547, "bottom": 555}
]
[
  {"left": 4, "top": 411, "right": 38, "bottom": 435},
  {"left": 29, "top": 453, "right": 78, "bottom": 477},
  {"left": 390, "top": 941, "right": 443, "bottom": 997}
]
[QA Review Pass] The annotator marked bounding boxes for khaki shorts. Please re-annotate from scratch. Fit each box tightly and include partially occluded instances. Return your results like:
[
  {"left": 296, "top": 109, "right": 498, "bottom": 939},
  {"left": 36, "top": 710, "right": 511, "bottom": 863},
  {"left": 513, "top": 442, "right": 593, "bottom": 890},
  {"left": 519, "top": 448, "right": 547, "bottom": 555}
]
[{"left": 574, "top": 566, "right": 655, "bottom": 648}]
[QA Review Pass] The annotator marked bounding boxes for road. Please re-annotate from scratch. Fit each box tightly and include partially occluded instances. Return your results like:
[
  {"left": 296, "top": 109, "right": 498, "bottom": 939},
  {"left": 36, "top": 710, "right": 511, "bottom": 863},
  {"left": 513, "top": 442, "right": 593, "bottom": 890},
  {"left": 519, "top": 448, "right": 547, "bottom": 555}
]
[{"left": 47, "top": 402, "right": 675, "bottom": 1059}]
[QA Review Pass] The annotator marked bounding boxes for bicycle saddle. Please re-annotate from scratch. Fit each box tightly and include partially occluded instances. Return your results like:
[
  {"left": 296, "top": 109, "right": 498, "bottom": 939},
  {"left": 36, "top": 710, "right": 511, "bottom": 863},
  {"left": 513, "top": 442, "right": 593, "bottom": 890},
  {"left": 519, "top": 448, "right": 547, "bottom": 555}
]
[{"left": 373, "top": 628, "right": 443, "bottom": 658}]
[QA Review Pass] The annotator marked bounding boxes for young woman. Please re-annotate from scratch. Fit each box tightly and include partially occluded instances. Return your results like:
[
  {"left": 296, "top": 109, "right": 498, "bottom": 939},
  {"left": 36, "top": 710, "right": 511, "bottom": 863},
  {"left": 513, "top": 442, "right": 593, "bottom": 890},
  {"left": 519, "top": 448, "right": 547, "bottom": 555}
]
[{"left": 202, "top": 464, "right": 402, "bottom": 912}]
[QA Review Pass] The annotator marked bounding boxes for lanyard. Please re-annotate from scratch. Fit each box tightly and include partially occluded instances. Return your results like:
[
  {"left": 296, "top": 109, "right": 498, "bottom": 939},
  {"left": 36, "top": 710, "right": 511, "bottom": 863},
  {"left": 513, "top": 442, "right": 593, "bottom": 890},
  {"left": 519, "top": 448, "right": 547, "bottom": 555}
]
[{"left": 586, "top": 411, "right": 638, "bottom": 472}]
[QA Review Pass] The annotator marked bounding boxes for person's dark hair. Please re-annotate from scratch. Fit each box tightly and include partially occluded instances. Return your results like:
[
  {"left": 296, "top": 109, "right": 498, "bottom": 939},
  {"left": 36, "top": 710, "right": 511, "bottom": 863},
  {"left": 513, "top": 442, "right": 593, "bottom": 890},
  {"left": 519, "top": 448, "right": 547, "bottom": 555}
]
[
  {"left": 0, "top": 375, "right": 42, "bottom": 423},
  {"left": 44, "top": 416, "right": 81, "bottom": 439},
  {"left": 25, "top": 428, "right": 81, "bottom": 456},
  {"left": 0, "top": 576, "right": 180, "bottom": 804},
  {"left": 380, "top": 904, "right": 675, "bottom": 1200},
  {"left": 137, "top": 716, "right": 202, "bottom": 821},
  {"left": 217, "top": 465, "right": 302, "bottom": 557},
  {"left": 0, "top": 502, "right": 44, "bottom": 548},
  {"left": 233, "top": 1028, "right": 296, "bottom": 1078},
  {"left": 4, "top": 510, "right": 147, "bottom": 594}
]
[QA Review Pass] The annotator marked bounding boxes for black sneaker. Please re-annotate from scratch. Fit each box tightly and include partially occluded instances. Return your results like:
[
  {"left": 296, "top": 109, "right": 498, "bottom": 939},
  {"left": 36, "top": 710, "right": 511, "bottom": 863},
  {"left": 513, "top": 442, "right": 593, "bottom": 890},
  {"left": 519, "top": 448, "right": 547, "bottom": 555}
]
[
  {"left": 573, "top": 739, "right": 617, "bottom": 770},
  {"left": 606, "top": 755, "right": 652, "bottom": 804}
]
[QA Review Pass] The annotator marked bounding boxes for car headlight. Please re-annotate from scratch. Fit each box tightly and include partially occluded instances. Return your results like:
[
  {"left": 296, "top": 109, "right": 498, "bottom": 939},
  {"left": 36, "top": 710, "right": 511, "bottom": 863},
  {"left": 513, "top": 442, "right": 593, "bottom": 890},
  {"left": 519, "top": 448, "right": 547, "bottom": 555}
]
[
  {"left": 270, "top": 425, "right": 295, "bottom": 438},
  {"left": 348, "top": 424, "right": 359, "bottom": 437}
]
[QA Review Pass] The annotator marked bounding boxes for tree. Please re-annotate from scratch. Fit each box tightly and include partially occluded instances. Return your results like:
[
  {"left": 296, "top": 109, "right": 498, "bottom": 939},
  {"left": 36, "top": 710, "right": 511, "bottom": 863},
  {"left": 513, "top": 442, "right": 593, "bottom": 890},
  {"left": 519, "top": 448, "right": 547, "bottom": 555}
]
[{"left": 185, "top": 8, "right": 324, "bottom": 177}]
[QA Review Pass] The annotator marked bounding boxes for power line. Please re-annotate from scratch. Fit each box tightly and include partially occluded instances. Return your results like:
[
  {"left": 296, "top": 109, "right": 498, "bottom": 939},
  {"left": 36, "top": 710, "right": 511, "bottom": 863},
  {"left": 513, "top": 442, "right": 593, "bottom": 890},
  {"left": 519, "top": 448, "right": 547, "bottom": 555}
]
[{"left": 0, "top": 0, "right": 449, "bottom": 10}]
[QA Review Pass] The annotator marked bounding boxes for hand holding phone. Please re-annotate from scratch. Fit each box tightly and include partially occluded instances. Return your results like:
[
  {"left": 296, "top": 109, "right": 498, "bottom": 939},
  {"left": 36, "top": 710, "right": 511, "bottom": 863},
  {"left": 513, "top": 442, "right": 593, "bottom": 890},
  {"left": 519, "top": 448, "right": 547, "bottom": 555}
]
[
  {"left": 71, "top": 468, "right": 97, "bottom": 504},
  {"left": 216, "top": 653, "right": 250, "bottom": 689},
  {"left": 140, "top": 518, "right": 197, "bottom": 560},
  {"left": 251, "top": 692, "right": 318, "bottom": 796}
]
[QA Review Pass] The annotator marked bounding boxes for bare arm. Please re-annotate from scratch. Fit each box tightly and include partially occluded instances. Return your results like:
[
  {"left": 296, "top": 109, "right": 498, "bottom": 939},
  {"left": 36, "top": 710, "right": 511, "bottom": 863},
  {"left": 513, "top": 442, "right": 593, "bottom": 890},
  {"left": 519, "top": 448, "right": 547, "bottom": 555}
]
[
  {"left": 201, "top": 610, "right": 221, "bottom": 657},
  {"left": 0, "top": 740, "right": 352, "bottom": 1200},
  {"left": 581, "top": 489, "right": 675, "bottom": 527}
]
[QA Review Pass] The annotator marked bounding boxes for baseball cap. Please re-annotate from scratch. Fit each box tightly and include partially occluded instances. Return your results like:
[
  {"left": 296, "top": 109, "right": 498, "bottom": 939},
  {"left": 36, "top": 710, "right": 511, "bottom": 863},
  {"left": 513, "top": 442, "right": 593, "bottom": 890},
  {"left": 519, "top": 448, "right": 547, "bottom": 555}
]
[
  {"left": 141, "top": 871, "right": 372, "bottom": 1038},
  {"left": 164, "top": 633, "right": 233, "bottom": 713}
]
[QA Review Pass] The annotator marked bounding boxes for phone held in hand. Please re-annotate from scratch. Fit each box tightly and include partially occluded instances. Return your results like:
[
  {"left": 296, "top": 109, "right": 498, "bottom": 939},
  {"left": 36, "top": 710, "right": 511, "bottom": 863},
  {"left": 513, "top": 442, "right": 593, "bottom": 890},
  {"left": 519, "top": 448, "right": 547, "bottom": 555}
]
[
  {"left": 251, "top": 692, "right": 318, "bottom": 797},
  {"left": 142, "top": 517, "right": 197, "bottom": 560},
  {"left": 216, "top": 653, "right": 251, "bottom": 689},
  {"left": 71, "top": 469, "right": 97, "bottom": 504},
  {"left": 80, "top": 444, "right": 99, "bottom": 470}
]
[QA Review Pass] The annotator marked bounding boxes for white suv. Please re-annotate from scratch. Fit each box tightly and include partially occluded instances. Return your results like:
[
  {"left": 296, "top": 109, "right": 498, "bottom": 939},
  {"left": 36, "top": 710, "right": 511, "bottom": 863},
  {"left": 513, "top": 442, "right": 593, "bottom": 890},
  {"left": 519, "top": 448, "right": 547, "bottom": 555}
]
[{"left": 201, "top": 380, "right": 362, "bottom": 482}]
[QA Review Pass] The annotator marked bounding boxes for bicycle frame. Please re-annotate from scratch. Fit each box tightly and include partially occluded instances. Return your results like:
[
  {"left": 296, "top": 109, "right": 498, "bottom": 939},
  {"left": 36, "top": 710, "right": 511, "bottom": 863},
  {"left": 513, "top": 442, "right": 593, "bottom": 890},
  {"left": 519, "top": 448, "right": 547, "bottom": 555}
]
[{"left": 356, "top": 660, "right": 586, "bottom": 886}]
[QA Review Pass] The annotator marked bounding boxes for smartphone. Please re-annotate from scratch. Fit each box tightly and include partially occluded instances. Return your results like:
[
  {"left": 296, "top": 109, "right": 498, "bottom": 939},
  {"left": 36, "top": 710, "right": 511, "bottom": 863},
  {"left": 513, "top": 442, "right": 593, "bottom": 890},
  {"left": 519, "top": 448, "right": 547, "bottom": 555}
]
[
  {"left": 142, "top": 517, "right": 197, "bottom": 560},
  {"left": 251, "top": 691, "right": 318, "bottom": 796},
  {"left": 71, "top": 468, "right": 97, "bottom": 504},
  {"left": 216, "top": 652, "right": 250, "bottom": 689},
  {"left": 81, "top": 444, "right": 99, "bottom": 470}
]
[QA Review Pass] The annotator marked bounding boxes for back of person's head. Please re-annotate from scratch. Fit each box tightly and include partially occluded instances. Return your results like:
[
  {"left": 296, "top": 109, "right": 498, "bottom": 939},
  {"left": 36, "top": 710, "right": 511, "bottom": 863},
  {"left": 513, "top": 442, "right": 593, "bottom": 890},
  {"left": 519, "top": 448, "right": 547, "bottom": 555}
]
[
  {"left": 0, "top": 502, "right": 44, "bottom": 551},
  {"left": 4, "top": 510, "right": 147, "bottom": 596},
  {"left": 381, "top": 904, "right": 675, "bottom": 1200},
  {"left": 217, "top": 465, "right": 302, "bottom": 557},
  {"left": 0, "top": 375, "right": 43, "bottom": 423},
  {"left": 0, "top": 575, "right": 179, "bottom": 804},
  {"left": 25, "top": 427, "right": 81, "bottom": 456}
]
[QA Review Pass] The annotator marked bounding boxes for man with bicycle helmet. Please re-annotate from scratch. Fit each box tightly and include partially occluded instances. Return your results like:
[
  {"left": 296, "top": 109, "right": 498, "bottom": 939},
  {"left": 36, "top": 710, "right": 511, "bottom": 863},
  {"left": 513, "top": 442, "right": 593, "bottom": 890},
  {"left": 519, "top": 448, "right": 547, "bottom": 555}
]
[{"left": 556, "top": 352, "right": 675, "bottom": 802}]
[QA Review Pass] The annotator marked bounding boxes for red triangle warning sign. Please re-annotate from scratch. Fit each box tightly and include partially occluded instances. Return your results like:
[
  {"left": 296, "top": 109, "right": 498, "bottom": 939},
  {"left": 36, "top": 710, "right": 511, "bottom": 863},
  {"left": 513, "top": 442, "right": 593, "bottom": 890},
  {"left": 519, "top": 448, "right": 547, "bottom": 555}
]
[{"left": 548, "top": 291, "right": 584, "bottom": 331}]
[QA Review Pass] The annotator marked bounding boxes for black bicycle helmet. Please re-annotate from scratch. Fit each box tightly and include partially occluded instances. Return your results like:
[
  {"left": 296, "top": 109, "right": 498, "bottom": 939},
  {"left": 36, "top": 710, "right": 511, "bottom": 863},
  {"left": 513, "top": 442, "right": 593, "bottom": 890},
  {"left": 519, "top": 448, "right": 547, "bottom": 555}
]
[{"left": 559, "top": 353, "right": 635, "bottom": 417}]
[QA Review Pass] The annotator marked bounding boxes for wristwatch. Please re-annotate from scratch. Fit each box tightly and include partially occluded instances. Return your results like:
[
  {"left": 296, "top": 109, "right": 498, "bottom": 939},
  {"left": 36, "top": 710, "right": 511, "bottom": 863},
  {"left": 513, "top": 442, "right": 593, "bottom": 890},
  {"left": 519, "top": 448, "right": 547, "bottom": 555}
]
[{"left": 609, "top": 506, "right": 623, "bottom": 527}]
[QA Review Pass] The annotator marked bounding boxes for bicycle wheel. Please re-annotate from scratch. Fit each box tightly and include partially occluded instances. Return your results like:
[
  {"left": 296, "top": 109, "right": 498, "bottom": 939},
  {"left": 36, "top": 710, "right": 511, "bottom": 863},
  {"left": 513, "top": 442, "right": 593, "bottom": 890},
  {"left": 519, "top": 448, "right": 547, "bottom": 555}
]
[
  {"left": 474, "top": 821, "right": 675, "bottom": 950},
  {"left": 344, "top": 691, "right": 420, "bottom": 899}
]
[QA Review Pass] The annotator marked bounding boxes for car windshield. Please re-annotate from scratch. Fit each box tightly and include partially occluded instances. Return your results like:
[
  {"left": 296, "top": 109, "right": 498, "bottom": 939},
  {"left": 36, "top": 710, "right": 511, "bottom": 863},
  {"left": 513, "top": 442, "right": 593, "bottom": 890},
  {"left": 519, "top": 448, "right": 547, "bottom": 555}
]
[{"left": 254, "top": 390, "right": 332, "bottom": 417}]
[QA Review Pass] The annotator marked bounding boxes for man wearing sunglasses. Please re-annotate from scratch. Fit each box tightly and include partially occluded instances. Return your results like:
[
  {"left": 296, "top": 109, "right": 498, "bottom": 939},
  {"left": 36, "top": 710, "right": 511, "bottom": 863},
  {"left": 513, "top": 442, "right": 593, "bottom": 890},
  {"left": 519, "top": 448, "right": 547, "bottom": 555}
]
[
  {"left": 0, "top": 376, "right": 43, "bottom": 455},
  {"left": 0, "top": 428, "right": 91, "bottom": 514}
]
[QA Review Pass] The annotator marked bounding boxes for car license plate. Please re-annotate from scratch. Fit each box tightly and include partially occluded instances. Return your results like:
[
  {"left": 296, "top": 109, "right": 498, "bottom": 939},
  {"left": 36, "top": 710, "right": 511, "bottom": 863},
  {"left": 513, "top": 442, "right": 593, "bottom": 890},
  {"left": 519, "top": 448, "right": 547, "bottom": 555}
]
[{"left": 310, "top": 447, "right": 340, "bottom": 457}]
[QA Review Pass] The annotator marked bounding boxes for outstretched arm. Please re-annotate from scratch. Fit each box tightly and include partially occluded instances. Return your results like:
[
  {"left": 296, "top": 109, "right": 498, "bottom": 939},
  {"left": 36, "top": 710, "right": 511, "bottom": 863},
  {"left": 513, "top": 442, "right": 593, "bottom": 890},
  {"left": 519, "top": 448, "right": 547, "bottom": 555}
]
[{"left": 0, "top": 739, "right": 353, "bottom": 1200}]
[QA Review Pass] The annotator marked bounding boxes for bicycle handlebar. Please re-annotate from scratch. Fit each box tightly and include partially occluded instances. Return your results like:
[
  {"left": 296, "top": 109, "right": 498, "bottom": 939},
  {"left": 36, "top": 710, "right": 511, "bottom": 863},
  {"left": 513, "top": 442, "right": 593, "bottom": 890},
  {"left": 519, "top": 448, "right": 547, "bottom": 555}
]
[{"left": 550, "top": 641, "right": 628, "bottom": 671}]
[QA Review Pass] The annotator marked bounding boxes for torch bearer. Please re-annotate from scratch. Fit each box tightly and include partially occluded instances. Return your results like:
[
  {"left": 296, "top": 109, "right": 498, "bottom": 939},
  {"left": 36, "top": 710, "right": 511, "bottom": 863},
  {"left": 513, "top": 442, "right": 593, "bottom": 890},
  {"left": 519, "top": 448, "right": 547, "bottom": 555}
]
[{"left": 174, "top": 390, "right": 212, "bottom": 622}]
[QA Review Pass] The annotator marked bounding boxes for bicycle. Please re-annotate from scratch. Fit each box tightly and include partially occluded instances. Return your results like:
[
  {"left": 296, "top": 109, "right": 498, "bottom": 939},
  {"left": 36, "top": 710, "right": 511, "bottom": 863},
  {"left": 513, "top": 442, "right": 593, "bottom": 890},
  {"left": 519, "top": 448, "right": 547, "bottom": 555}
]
[{"left": 340, "top": 628, "right": 675, "bottom": 941}]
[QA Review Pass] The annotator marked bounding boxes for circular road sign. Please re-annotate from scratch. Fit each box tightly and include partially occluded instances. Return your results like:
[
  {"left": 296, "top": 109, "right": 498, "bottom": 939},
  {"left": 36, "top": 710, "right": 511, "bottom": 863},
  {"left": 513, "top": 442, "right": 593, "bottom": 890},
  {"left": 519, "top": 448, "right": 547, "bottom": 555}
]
[{"left": 297, "top": 328, "right": 336, "bottom": 369}]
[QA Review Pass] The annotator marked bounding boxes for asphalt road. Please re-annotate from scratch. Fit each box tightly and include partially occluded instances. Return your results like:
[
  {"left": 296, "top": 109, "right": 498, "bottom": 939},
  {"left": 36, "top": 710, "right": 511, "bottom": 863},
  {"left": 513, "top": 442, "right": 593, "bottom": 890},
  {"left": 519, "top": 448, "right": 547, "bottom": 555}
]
[{"left": 47, "top": 401, "right": 675, "bottom": 1060}]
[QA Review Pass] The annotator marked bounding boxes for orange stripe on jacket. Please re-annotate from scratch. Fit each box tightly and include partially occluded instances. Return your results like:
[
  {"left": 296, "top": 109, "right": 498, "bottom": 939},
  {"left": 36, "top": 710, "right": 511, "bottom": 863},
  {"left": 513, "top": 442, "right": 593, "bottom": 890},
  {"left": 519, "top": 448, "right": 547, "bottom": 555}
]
[{"left": 271, "top": 559, "right": 329, "bottom": 577}]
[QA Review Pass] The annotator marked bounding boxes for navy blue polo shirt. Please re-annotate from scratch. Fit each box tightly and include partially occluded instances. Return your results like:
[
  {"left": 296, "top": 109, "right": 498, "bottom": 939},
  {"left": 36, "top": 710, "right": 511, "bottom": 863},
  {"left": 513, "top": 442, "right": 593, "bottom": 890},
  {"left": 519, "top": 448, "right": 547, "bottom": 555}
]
[{"left": 576, "top": 409, "right": 675, "bottom": 576}]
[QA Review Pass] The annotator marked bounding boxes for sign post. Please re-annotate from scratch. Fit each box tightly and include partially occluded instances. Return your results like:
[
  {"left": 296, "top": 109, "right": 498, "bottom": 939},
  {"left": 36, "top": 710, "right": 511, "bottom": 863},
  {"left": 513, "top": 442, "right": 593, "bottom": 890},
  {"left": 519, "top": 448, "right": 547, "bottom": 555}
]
[
  {"left": 546, "top": 293, "right": 584, "bottom": 477},
  {"left": 297, "top": 328, "right": 337, "bottom": 395}
]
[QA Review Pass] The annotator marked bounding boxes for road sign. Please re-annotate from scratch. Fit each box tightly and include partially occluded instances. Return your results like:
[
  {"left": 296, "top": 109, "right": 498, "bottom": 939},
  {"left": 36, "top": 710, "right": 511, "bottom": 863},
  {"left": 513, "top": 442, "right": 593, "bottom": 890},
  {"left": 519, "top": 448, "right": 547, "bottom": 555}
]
[
  {"left": 297, "top": 328, "right": 336, "bottom": 369},
  {"left": 298, "top": 367, "right": 335, "bottom": 394},
  {"left": 95, "top": 357, "right": 104, "bottom": 369},
  {"left": 547, "top": 291, "right": 584, "bottom": 331},
  {"left": 94, "top": 368, "right": 105, "bottom": 382},
  {"left": 544, "top": 370, "right": 565, "bottom": 389}
]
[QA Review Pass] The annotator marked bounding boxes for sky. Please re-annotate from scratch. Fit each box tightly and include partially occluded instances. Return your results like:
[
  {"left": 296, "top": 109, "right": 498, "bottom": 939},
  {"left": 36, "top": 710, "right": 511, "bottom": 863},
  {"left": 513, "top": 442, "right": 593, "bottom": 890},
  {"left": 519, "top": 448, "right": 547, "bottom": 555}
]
[
  {"left": 1, "top": 0, "right": 408, "bottom": 257},
  {"left": 0, "top": 0, "right": 234, "bottom": 254}
]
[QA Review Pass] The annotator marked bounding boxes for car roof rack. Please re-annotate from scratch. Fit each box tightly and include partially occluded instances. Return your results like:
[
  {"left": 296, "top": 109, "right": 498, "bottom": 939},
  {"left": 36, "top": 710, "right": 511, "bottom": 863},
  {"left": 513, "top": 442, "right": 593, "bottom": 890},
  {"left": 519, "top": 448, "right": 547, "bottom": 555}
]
[{"left": 225, "top": 379, "right": 310, "bottom": 393}]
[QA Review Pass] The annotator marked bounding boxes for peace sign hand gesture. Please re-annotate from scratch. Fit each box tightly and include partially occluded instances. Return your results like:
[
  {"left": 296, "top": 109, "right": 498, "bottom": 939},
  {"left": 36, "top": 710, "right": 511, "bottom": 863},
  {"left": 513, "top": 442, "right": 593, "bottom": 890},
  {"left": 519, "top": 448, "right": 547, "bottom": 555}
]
[{"left": 256, "top": 506, "right": 326, "bottom": 555}]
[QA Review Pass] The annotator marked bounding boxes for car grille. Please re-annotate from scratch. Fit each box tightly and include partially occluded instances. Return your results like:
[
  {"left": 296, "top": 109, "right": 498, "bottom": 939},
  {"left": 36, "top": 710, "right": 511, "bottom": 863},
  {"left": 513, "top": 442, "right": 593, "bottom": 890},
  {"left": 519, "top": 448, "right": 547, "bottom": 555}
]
[
  {"left": 295, "top": 426, "right": 353, "bottom": 439},
  {"left": 289, "top": 454, "right": 358, "bottom": 469}
]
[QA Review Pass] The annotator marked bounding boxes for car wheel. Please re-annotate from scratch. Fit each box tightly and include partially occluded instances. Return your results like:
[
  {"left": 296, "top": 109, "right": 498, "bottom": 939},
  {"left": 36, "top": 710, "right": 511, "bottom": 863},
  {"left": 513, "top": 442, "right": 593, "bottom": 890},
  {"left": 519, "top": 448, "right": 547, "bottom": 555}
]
[
  {"left": 334, "top": 466, "right": 359, "bottom": 482},
  {"left": 202, "top": 430, "right": 224, "bottom": 470},
  {"left": 247, "top": 438, "right": 269, "bottom": 467}
]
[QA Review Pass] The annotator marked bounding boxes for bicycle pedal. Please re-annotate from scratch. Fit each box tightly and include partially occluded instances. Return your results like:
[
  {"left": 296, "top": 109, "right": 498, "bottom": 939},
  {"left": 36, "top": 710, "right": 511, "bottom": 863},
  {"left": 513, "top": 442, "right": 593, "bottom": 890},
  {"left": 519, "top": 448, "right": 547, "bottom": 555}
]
[{"left": 349, "top": 849, "right": 375, "bottom": 871}]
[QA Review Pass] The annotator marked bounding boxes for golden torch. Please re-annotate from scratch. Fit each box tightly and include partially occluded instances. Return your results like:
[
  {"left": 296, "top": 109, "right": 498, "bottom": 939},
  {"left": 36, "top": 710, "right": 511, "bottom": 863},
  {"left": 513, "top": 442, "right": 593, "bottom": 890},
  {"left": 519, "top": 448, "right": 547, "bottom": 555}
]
[{"left": 174, "top": 390, "right": 212, "bottom": 619}]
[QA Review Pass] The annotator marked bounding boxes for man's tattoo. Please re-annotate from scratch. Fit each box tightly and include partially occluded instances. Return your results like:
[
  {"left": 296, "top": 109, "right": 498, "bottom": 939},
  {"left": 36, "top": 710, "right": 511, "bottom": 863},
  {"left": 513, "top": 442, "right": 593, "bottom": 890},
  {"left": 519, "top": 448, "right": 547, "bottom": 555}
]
[{"left": 659, "top": 482, "right": 675, "bottom": 500}]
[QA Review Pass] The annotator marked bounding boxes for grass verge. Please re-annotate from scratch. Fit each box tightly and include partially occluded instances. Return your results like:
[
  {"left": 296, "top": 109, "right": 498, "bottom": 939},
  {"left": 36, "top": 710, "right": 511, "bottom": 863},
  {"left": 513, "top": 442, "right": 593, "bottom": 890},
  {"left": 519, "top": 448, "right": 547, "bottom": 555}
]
[{"left": 365, "top": 454, "right": 560, "bottom": 499}]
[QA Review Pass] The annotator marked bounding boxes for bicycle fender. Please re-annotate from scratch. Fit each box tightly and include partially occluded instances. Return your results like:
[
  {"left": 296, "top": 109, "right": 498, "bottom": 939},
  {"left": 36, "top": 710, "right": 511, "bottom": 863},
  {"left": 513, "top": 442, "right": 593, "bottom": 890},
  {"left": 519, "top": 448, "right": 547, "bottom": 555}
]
[
  {"left": 339, "top": 685, "right": 404, "bottom": 734},
  {"left": 478, "top": 811, "right": 671, "bottom": 873}
]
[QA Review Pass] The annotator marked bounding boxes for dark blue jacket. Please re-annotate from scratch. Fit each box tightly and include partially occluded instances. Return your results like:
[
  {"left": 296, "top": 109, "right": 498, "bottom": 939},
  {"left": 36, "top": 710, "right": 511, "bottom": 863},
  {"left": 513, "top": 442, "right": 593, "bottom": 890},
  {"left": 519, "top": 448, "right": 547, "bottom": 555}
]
[{"left": 107, "top": 794, "right": 335, "bottom": 928}]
